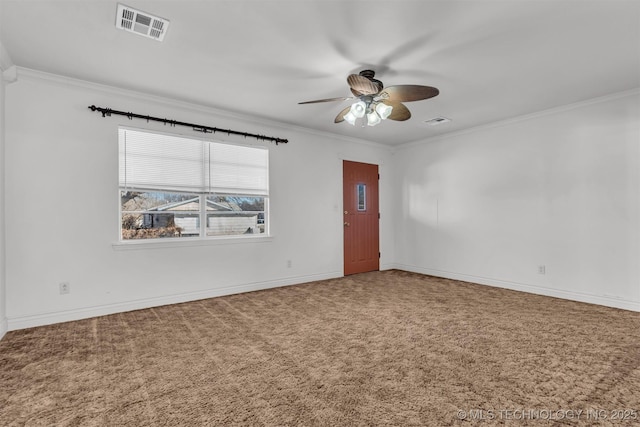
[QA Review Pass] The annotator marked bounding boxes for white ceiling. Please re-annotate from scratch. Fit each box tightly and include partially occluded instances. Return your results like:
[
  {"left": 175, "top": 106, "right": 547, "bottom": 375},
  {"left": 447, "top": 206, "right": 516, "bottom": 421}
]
[{"left": 1, "top": 0, "right": 639, "bottom": 146}]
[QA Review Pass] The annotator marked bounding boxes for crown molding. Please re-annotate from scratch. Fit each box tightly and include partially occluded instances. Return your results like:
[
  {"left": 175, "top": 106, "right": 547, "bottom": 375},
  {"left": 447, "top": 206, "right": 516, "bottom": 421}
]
[
  {"left": 0, "top": 40, "right": 15, "bottom": 76},
  {"left": 2, "top": 66, "right": 17, "bottom": 84},
  {"left": 0, "top": 42, "right": 12, "bottom": 70},
  {"left": 398, "top": 87, "right": 640, "bottom": 150},
  {"left": 15, "top": 67, "right": 394, "bottom": 153}
]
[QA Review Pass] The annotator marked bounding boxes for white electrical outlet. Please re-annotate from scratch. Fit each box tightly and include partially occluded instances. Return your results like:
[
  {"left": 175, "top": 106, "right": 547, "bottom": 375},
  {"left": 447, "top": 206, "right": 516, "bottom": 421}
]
[
  {"left": 538, "top": 265, "right": 546, "bottom": 275},
  {"left": 59, "top": 282, "right": 70, "bottom": 294}
]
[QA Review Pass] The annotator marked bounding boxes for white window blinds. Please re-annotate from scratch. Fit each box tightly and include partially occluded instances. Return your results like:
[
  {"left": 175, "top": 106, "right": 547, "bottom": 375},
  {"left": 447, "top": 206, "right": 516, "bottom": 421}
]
[{"left": 119, "top": 128, "right": 269, "bottom": 196}]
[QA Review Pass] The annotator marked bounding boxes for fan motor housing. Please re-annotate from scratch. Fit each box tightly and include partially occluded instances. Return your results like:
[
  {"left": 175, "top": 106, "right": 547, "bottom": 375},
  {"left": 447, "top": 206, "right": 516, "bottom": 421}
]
[
  {"left": 358, "top": 70, "right": 383, "bottom": 92},
  {"left": 359, "top": 70, "right": 376, "bottom": 79}
]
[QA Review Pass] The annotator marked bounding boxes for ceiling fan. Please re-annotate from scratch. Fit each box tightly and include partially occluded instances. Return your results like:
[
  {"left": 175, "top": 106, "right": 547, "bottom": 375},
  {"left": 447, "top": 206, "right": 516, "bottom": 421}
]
[{"left": 299, "top": 70, "right": 439, "bottom": 126}]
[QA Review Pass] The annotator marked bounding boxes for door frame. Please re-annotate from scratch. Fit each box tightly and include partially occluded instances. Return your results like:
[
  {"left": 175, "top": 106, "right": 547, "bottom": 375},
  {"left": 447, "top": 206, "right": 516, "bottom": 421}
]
[{"left": 342, "top": 159, "right": 381, "bottom": 276}]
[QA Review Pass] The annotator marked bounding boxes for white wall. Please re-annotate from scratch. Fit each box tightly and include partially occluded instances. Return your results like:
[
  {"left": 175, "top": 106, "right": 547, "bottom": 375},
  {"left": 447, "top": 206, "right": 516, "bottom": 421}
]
[
  {"left": 4, "top": 69, "right": 394, "bottom": 329},
  {"left": 392, "top": 90, "right": 640, "bottom": 311},
  {"left": 0, "top": 43, "right": 9, "bottom": 338},
  {"left": 4, "top": 67, "right": 638, "bottom": 334}
]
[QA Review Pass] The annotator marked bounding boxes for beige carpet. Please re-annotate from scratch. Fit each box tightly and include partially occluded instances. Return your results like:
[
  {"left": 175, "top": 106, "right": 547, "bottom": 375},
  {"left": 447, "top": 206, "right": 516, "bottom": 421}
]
[{"left": 1, "top": 270, "right": 639, "bottom": 426}]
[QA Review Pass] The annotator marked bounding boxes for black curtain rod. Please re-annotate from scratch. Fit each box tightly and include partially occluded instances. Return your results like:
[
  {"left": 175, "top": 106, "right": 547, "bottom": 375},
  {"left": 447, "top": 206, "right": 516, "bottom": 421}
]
[{"left": 88, "top": 105, "right": 288, "bottom": 145}]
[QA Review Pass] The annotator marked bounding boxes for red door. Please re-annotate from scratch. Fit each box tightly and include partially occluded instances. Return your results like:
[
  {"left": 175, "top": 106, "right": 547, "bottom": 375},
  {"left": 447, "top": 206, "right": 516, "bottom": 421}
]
[{"left": 343, "top": 161, "right": 379, "bottom": 275}]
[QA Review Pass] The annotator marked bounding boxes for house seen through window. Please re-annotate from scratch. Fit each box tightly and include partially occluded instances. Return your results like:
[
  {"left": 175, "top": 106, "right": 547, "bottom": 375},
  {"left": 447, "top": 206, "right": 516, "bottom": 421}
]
[{"left": 119, "top": 128, "right": 268, "bottom": 240}]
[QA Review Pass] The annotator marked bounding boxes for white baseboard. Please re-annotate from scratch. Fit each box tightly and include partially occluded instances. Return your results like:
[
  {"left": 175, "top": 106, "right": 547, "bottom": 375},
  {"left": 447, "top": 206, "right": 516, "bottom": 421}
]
[
  {"left": 7, "top": 271, "right": 343, "bottom": 331},
  {"left": 0, "top": 317, "right": 7, "bottom": 340},
  {"left": 8, "top": 265, "right": 637, "bottom": 332},
  {"left": 391, "top": 263, "right": 640, "bottom": 312}
]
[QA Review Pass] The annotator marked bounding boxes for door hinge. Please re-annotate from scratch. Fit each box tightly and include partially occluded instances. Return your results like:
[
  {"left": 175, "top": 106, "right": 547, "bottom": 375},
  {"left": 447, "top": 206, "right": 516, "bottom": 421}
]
[
  {"left": 378, "top": 174, "right": 380, "bottom": 180},
  {"left": 379, "top": 252, "right": 381, "bottom": 258},
  {"left": 378, "top": 213, "right": 381, "bottom": 219}
]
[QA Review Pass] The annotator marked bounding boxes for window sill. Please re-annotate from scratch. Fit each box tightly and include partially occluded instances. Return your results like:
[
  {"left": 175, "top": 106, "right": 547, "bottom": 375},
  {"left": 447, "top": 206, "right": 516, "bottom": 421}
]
[{"left": 112, "top": 235, "right": 274, "bottom": 251}]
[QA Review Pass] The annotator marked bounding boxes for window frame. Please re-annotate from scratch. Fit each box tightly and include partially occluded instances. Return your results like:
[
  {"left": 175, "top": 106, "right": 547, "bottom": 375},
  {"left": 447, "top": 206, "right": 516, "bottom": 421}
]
[{"left": 117, "top": 126, "right": 271, "bottom": 245}]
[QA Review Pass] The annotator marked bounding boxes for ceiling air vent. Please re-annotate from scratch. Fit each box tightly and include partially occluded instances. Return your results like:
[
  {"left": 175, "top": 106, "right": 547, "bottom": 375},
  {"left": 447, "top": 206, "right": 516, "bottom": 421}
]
[
  {"left": 424, "top": 117, "right": 452, "bottom": 126},
  {"left": 116, "top": 4, "right": 169, "bottom": 41}
]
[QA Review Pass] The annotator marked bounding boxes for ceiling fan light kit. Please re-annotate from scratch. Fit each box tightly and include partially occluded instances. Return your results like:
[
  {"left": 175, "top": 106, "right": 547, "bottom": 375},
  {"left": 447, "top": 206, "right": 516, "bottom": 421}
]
[
  {"left": 350, "top": 101, "right": 367, "bottom": 118},
  {"left": 343, "top": 111, "right": 357, "bottom": 125},
  {"left": 343, "top": 100, "right": 364, "bottom": 125},
  {"left": 345, "top": 98, "right": 390, "bottom": 127},
  {"left": 336, "top": 111, "right": 358, "bottom": 126},
  {"left": 299, "top": 69, "right": 439, "bottom": 128},
  {"left": 375, "top": 102, "right": 393, "bottom": 120},
  {"left": 366, "top": 111, "right": 382, "bottom": 127}
]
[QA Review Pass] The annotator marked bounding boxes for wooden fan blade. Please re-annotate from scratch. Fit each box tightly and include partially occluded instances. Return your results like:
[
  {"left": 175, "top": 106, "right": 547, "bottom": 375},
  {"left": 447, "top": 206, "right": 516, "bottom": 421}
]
[
  {"left": 334, "top": 106, "right": 352, "bottom": 123},
  {"left": 384, "top": 101, "right": 411, "bottom": 121},
  {"left": 347, "top": 74, "right": 380, "bottom": 95},
  {"left": 380, "top": 85, "right": 439, "bottom": 102},
  {"left": 298, "top": 97, "right": 353, "bottom": 105},
  {"left": 350, "top": 88, "right": 363, "bottom": 97}
]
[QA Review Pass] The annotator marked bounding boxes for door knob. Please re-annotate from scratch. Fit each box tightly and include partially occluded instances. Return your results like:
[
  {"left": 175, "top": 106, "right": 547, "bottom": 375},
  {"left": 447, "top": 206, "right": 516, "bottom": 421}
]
[
  {"left": 344, "top": 222, "right": 350, "bottom": 227},
  {"left": 344, "top": 211, "right": 348, "bottom": 214}
]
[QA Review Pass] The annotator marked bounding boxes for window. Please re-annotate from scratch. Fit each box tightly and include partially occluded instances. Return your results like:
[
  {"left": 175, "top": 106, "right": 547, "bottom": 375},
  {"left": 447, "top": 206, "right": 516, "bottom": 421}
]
[
  {"left": 356, "top": 184, "right": 366, "bottom": 211},
  {"left": 119, "top": 128, "right": 268, "bottom": 241}
]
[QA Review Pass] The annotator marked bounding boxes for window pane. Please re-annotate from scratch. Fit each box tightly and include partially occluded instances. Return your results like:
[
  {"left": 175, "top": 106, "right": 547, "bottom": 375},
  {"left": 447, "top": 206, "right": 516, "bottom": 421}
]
[
  {"left": 119, "top": 128, "right": 269, "bottom": 195},
  {"left": 118, "top": 128, "right": 270, "bottom": 242},
  {"left": 119, "top": 129, "right": 205, "bottom": 193},
  {"left": 209, "top": 143, "right": 269, "bottom": 195},
  {"left": 205, "top": 195, "right": 265, "bottom": 236},
  {"left": 357, "top": 184, "right": 366, "bottom": 211},
  {"left": 121, "top": 190, "right": 200, "bottom": 240}
]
